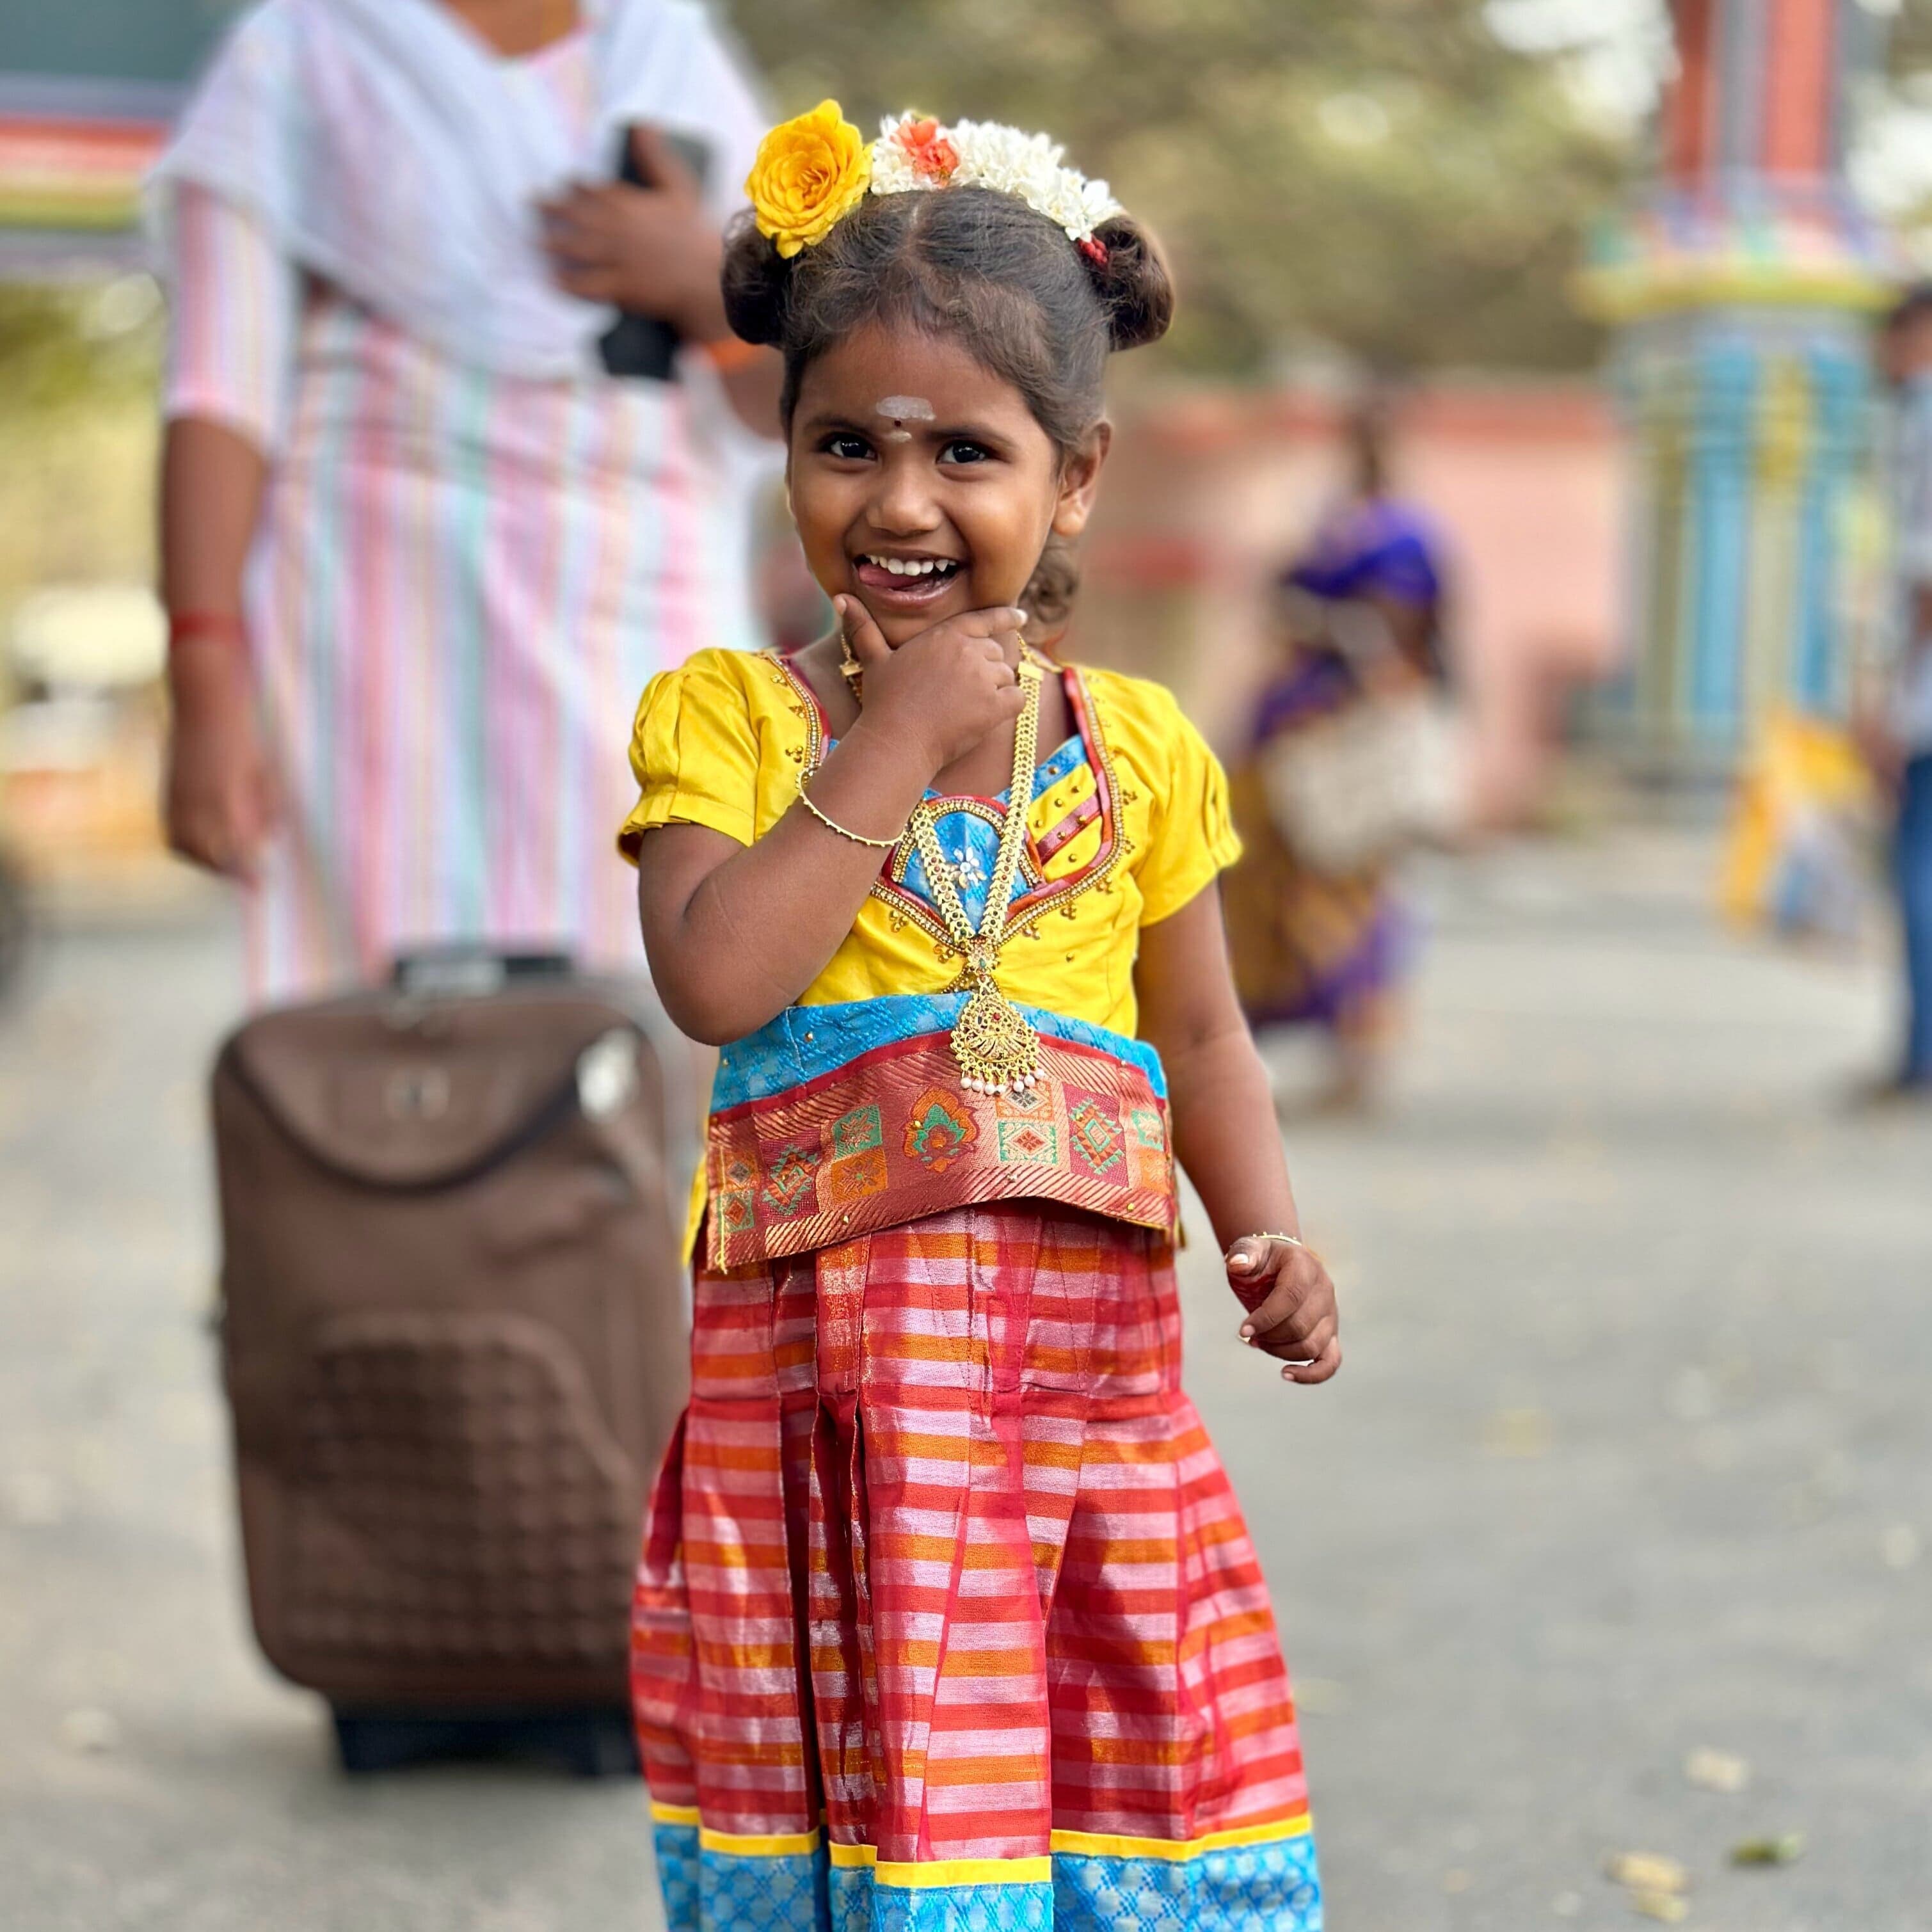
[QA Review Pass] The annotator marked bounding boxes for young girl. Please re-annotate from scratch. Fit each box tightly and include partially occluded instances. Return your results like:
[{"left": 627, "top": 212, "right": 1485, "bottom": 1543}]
[{"left": 620, "top": 102, "right": 1337, "bottom": 1932}]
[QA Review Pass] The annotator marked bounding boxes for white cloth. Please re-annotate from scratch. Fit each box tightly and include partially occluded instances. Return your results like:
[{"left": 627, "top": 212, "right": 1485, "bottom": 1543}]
[
  {"left": 148, "top": 0, "right": 762, "bottom": 381},
  {"left": 1888, "top": 372, "right": 1932, "bottom": 751}
]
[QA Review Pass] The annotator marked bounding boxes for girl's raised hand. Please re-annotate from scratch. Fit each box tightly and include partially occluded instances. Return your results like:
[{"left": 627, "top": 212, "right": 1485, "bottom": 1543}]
[
  {"left": 1226, "top": 1236, "right": 1341, "bottom": 1385},
  {"left": 838, "top": 596, "right": 1030, "bottom": 774}
]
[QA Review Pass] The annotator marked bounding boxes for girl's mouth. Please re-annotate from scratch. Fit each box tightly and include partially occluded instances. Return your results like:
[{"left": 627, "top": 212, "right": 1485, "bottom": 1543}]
[{"left": 853, "top": 553, "right": 964, "bottom": 607}]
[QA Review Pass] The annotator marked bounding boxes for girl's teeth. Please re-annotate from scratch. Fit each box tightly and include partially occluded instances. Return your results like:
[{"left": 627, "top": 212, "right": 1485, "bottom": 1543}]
[{"left": 869, "top": 557, "right": 952, "bottom": 578}]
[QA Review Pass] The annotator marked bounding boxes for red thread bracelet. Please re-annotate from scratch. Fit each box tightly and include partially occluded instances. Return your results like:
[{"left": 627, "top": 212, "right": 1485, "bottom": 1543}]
[{"left": 168, "top": 610, "right": 248, "bottom": 651}]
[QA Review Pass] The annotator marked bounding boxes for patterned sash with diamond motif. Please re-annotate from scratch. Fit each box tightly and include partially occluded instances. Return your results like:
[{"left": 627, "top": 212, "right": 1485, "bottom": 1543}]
[{"left": 703, "top": 1004, "right": 1176, "bottom": 1272}]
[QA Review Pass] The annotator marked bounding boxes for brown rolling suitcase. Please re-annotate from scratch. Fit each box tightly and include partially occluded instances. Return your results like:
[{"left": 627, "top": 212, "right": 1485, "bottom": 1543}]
[{"left": 209, "top": 954, "right": 691, "bottom": 1773}]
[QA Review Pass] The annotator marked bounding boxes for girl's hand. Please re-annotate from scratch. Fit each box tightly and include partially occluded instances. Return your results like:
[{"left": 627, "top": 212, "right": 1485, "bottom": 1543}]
[
  {"left": 838, "top": 595, "right": 1030, "bottom": 774},
  {"left": 163, "top": 641, "right": 278, "bottom": 881},
  {"left": 1226, "top": 1235, "right": 1341, "bottom": 1385}
]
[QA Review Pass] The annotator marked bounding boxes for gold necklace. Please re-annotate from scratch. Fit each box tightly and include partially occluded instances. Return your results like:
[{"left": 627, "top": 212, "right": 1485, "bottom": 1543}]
[{"left": 909, "top": 663, "right": 1044, "bottom": 1096}]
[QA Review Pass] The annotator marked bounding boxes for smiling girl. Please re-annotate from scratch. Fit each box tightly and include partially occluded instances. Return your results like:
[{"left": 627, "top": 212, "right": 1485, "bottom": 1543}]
[{"left": 619, "top": 103, "right": 1332, "bottom": 1932}]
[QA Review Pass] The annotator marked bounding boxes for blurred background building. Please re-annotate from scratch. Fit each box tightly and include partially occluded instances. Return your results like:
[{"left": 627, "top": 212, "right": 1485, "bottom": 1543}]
[{"left": 4, "top": 0, "right": 1932, "bottom": 881}]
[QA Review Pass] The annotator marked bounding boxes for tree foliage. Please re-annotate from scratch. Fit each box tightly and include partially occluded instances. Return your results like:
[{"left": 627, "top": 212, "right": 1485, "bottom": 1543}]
[{"left": 719, "top": 0, "right": 1636, "bottom": 374}]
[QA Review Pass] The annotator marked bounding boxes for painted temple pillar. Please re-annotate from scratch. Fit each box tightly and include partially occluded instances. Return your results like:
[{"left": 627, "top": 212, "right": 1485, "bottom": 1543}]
[{"left": 1579, "top": 0, "right": 1898, "bottom": 771}]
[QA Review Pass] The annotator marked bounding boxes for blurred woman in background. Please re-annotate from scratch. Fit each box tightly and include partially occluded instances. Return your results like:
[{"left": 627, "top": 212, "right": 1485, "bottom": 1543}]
[
  {"left": 151, "top": 0, "right": 774, "bottom": 1000},
  {"left": 1224, "top": 405, "right": 1453, "bottom": 1112}
]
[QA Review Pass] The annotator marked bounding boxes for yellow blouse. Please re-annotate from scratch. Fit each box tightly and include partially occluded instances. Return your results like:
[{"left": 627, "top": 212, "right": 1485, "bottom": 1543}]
[{"left": 618, "top": 648, "right": 1240, "bottom": 1037}]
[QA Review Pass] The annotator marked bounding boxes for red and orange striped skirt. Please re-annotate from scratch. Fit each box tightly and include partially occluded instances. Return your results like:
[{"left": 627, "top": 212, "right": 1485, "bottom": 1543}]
[{"left": 631, "top": 1202, "right": 1321, "bottom": 1931}]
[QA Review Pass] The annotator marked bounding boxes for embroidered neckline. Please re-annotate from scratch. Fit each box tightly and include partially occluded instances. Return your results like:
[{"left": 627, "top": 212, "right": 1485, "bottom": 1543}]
[
  {"left": 870, "top": 667, "right": 1125, "bottom": 948},
  {"left": 762, "top": 647, "right": 1130, "bottom": 950}
]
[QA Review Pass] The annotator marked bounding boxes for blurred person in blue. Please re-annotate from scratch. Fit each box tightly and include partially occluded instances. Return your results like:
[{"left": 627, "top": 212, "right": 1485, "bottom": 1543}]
[
  {"left": 1223, "top": 401, "right": 1452, "bottom": 1113},
  {"left": 151, "top": 0, "right": 776, "bottom": 1002},
  {"left": 1862, "top": 283, "right": 1932, "bottom": 1103}
]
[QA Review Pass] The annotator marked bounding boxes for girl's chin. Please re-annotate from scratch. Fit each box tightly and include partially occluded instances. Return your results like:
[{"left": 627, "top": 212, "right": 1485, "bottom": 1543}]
[{"left": 853, "top": 580, "right": 976, "bottom": 639}]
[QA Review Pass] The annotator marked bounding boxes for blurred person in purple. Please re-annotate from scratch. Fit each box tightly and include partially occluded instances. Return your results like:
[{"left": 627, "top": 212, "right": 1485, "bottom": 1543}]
[
  {"left": 150, "top": 0, "right": 776, "bottom": 1001},
  {"left": 1860, "top": 283, "right": 1932, "bottom": 1103},
  {"left": 1223, "top": 403, "right": 1449, "bottom": 1112}
]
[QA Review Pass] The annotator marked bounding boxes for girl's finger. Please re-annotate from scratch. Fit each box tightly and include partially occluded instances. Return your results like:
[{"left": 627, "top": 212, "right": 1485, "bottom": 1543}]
[
  {"left": 834, "top": 595, "right": 892, "bottom": 669},
  {"left": 1261, "top": 1313, "right": 1334, "bottom": 1362},
  {"left": 949, "top": 606, "right": 1031, "bottom": 639},
  {"left": 1281, "top": 1336, "right": 1342, "bottom": 1385},
  {"left": 1236, "top": 1265, "right": 1305, "bottom": 1341}
]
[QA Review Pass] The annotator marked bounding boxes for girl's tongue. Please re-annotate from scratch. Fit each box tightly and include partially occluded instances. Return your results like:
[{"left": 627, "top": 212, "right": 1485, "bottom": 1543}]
[{"left": 854, "top": 556, "right": 963, "bottom": 603}]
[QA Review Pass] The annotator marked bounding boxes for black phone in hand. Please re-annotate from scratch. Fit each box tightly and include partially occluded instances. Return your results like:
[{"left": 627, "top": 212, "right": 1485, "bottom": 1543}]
[{"left": 598, "top": 125, "right": 713, "bottom": 383}]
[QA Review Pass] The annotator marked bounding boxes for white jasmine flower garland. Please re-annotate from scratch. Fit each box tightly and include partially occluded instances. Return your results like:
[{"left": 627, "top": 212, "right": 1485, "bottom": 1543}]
[{"left": 870, "top": 111, "right": 1122, "bottom": 249}]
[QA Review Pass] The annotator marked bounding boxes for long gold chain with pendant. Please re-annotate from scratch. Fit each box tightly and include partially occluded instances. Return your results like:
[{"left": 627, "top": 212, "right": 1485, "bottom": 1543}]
[{"left": 907, "top": 663, "right": 1045, "bottom": 1096}]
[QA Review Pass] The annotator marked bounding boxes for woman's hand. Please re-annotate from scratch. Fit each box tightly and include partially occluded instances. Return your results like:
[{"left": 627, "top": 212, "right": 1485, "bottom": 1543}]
[
  {"left": 838, "top": 595, "right": 1029, "bottom": 776},
  {"left": 539, "top": 127, "right": 728, "bottom": 343},
  {"left": 1226, "top": 1234, "right": 1341, "bottom": 1385},
  {"left": 163, "top": 641, "right": 278, "bottom": 881},
  {"left": 1853, "top": 695, "right": 1905, "bottom": 793}
]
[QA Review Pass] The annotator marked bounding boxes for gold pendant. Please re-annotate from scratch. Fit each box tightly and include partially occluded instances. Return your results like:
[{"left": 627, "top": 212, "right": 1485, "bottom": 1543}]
[{"left": 950, "top": 973, "right": 1042, "bottom": 1095}]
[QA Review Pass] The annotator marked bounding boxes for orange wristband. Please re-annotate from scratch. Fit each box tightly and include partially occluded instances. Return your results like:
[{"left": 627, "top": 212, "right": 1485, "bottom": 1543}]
[{"left": 699, "top": 334, "right": 767, "bottom": 375}]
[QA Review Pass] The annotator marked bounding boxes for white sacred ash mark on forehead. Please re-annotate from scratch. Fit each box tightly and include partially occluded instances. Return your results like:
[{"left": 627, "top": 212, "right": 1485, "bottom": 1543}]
[{"left": 876, "top": 395, "right": 936, "bottom": 421}]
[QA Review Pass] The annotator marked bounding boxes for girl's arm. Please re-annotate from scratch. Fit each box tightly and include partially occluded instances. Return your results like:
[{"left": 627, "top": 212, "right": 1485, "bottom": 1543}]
[
  {"left": 1135, "top": 886, "right": 1341, "bottom": 1384},
  {"left": 637, "top": 598, "right": 1026, "bottom": 1044}
]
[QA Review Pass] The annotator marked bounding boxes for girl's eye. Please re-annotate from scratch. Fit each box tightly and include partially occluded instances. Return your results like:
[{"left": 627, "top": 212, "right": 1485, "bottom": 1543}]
[
  {"left": 822, "top": 432, "right": 873, "bottom": 461},
  {"left": 939, "top": 439, "right": 992, "bottom": 466}
]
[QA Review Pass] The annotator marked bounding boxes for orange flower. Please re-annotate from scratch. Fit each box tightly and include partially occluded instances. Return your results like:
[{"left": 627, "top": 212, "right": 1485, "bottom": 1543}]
[{"left": 894, "top": 116, "right": 960, "bottom": 183}]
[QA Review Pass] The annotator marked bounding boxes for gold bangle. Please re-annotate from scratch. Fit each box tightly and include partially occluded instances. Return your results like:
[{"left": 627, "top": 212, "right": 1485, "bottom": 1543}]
[
  {"left": 1235, "top": 1231, "right": 1305, "bottom": 1249},
  {"left": 794, "top": 769, "right": 904, "bottom": 850}
]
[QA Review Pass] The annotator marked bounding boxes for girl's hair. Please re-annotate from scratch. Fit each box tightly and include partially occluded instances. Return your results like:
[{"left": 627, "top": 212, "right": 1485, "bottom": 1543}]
[{"left": 721, "top": 188, "right": 1174, "bottom": 630}]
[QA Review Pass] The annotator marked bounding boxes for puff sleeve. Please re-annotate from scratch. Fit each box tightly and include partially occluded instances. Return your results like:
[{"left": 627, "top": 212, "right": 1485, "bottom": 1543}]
[
  {"left": 1132, "top": 689, "right": 1243, "bottom": 926},
  {"left": 616, "top": 650, "right": 763, "bottom": 861}
]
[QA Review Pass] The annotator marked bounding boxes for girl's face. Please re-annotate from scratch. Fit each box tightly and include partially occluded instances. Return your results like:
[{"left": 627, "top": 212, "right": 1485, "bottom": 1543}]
[{"left": 787, "top": 321, "right": 1107, "bottom": 648}]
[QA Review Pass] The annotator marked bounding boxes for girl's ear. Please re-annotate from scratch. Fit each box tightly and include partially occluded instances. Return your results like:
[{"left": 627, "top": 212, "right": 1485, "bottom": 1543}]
[{"left": 1051, "top": 421, "right": 1112, "bottom": 540}]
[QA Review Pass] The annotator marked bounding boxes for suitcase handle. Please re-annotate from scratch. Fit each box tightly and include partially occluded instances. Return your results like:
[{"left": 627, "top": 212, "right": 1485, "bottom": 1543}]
[
  {"left": 216, "top": 1029, "right": 630, "bottom": 1198},
  {"left": 390, "top": 948, "right": 576, "bottom": 998}
]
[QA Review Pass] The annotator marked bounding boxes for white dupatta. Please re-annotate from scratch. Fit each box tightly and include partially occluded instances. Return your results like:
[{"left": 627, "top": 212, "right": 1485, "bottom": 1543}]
[{"left": 148, "top": 0, "right": 762, "bottom": 380}]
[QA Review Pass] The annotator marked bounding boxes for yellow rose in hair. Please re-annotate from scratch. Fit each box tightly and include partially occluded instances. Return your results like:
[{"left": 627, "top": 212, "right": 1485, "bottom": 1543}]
[{"left": 746, "top": 100, "right": 872, "bottom": 259}]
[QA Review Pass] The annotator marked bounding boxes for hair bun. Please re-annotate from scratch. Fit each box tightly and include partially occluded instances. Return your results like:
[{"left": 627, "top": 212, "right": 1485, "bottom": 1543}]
[
  {"left": 1087, "top": 215, "right": 1174, "bottom": 353},
  {"left": 719, "top": 210, "right": 792, "bottom": 347}
]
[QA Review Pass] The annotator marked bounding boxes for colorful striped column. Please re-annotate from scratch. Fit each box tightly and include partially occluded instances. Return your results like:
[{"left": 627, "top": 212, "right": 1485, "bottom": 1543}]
[{"left": 1579, "top": 0, "right": 1899, "bottom": 769}]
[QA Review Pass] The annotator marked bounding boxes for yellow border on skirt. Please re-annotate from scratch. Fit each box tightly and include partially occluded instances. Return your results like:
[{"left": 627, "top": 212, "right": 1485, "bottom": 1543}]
[
  {"left": 1050, "top": 1814, "right": 1314, "bottom": 1862},
  {"left": 653, "top": 1807, "right": 1314, "bottom": 1876},
  {"left": 828, "top": 1846, "right": 1055, "bottom": 1888}
]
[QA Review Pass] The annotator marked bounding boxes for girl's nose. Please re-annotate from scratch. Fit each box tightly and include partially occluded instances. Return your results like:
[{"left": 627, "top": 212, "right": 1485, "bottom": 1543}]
[{"left": 867, "top": 454, "right": 943, "bottom": 536}]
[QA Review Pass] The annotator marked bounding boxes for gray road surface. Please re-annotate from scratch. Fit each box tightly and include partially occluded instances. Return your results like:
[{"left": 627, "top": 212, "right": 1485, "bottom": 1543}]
[{"left": 2, "top": 830, "right": 1928, "bottom": 1931}]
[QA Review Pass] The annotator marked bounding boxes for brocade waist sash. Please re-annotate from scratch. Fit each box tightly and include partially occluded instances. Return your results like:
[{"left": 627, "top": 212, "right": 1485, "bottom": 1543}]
[{"left": 704, "top": 996, "right": 1178, "bottom": 1271}]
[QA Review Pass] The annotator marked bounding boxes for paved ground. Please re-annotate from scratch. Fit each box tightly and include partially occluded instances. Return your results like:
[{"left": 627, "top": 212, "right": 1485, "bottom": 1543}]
[{"left": 2, "top": 828, "right": 1928, "bottom": 1931}]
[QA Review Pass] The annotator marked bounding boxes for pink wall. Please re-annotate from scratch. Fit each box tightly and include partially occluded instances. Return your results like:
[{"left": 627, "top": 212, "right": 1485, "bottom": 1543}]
[{"left": 1073, "top": 380, "right": 1623, "bottom": 821}]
